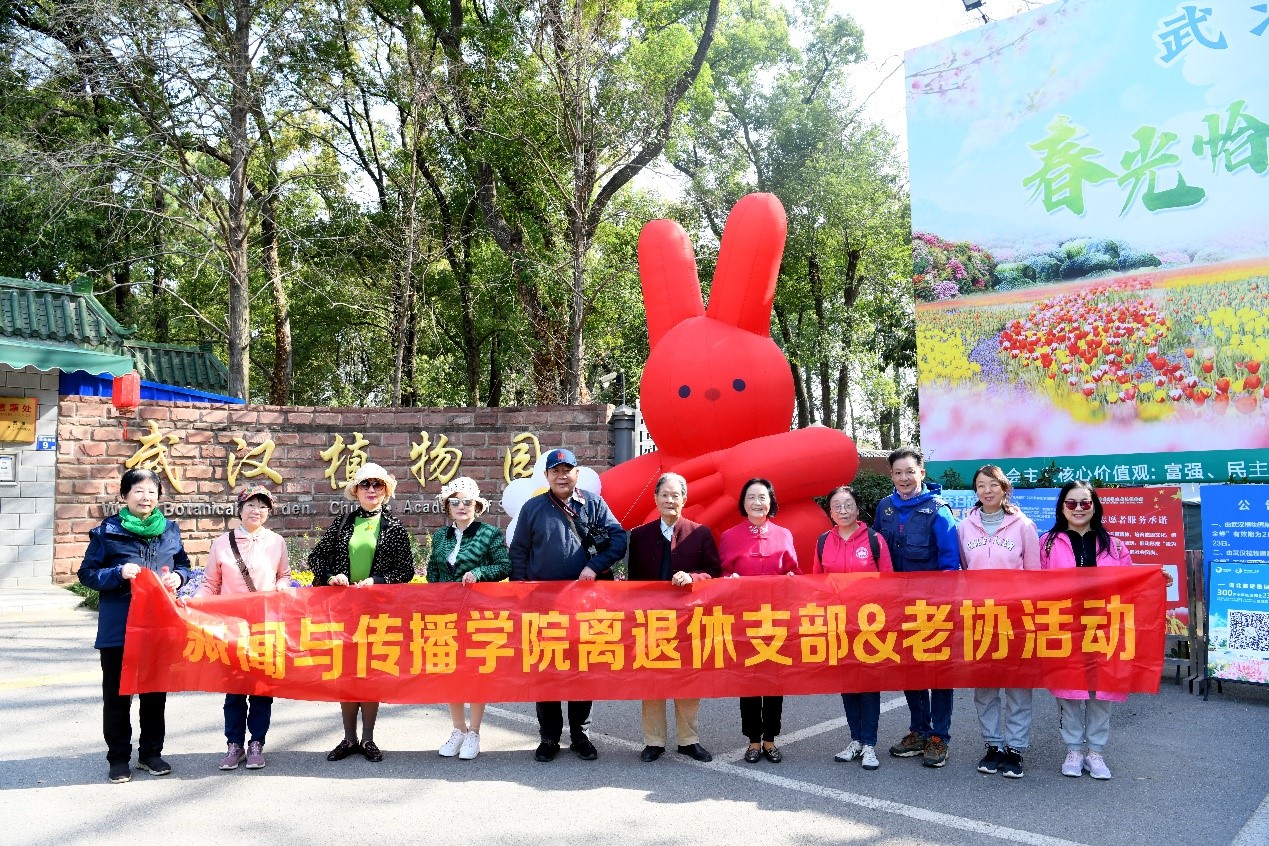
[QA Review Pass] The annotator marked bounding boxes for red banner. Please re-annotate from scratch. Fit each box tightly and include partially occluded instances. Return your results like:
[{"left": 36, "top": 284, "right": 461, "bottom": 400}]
[{"left": 122, "top": 568, "right": 1164, "bottom": 702}]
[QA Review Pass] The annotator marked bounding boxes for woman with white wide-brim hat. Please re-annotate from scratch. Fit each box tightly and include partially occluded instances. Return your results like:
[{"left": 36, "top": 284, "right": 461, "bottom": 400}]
[
  {"left": 307, "top": 462, "right": 414, "bottom": 763},
  {"left": 427, "top": 476, "right": 510, "bottom": 760}
]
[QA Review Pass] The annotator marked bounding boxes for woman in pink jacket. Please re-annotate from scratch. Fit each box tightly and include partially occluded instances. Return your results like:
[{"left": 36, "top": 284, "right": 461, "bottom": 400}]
[
  {"left": 719, "top": 478, "right": 797, "bottom": 763},
  {"left": 1039, "top": 480, "right": 1131, "bottom": 781},
  {"left": 815, "top": 485, "right": 891, "bottom": 772},
  {"left": 196, "top": 485, "right": 292, "bottom": 771},
  {"left": 956, "top": 465, "right": 1040, "bottom": 779}
]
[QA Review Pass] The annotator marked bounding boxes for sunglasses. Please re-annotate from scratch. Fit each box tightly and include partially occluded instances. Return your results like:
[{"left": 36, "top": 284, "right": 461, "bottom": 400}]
[
  {"left": 447, "top": 497, "right": 474, "bottom": 507},
  {"left": 1063, "top": 499, "right": 1094, "bottom": 511},
  {"left": 356, "top": 479, "right": 386, "bottom": 490}
]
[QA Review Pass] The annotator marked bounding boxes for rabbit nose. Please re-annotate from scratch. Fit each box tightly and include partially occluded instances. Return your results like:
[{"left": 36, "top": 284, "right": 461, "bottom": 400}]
[{"left": 704, "top": 387, "right": 721, "bottom": 401}]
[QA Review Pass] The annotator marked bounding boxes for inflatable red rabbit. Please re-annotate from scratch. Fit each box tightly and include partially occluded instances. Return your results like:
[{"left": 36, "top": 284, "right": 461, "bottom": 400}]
[{"left": 600, "top": 193, "right": 860, "bottom": 567}]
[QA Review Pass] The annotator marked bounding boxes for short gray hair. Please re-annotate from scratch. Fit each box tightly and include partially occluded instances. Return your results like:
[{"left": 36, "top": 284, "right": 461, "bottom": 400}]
[{"left": 655, "top": 472, "right": 688, "bottom": 498}]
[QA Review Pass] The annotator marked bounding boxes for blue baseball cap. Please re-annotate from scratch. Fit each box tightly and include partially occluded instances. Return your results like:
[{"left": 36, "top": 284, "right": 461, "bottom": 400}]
[{"left": 544, "top": 448, "right": 578, "bottom": 470}]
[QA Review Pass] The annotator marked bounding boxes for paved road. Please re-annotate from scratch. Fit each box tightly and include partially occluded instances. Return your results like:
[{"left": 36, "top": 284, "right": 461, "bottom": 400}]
[{"left": 1, "top": 605, "right": 1266, "bottom": 846}]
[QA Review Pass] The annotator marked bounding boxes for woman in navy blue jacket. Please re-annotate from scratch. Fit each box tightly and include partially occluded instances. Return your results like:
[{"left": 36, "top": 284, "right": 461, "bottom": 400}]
[{"left": 78, "top": 468, "right": 191, "bottom": 784}]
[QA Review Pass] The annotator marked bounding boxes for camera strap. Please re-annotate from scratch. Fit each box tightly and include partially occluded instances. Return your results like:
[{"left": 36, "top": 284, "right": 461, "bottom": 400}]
[{"left": 548, "top": 491, "right": 594, "bottom": 558}]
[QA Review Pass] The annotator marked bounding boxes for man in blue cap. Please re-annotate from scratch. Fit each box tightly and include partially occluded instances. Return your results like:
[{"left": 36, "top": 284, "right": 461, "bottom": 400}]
[{"left": 509, "top": 447, "right": 628, "bottom": 762}]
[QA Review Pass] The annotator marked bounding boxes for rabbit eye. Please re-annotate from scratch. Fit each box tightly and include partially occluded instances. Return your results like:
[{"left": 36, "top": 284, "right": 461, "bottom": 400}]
[
  {"left": 678, "top": 385, "right": 691, "bottom": 398},
  {"left": 732, "top": 379, "right": 746, "bottom": 392}
]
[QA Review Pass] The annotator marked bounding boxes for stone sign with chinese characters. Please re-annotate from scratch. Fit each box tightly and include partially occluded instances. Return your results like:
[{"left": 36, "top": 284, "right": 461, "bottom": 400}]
[{"left": 53, "top": 397, "right": 613, "bottom": 582}]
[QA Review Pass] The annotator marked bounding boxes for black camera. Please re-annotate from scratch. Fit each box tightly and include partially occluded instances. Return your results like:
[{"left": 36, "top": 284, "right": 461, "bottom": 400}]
[{"left": 580, "top": 522, "right": 612, "bottom": 558}]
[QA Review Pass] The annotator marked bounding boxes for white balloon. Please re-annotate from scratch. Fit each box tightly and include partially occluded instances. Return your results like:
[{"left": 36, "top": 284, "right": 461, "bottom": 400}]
[
  {"left": 500, "top": 477, "right": 540, "bottom": 518},
  {"left": 576, "top": 466, "right": 602, "bottom": 495}
]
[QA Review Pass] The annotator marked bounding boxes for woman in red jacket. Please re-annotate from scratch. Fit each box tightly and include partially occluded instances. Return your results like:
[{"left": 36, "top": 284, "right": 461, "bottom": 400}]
[{"left": 719, "top": 478, "right": 797, "bottom": 763}]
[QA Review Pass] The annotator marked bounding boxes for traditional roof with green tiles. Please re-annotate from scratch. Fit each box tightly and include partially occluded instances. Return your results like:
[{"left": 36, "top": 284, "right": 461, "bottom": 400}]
[{"left": 0, "top": 275, "right": 229, "bottom": 392}]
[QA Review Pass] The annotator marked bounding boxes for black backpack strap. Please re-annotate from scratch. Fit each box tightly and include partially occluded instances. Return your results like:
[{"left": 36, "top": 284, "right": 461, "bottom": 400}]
[
  {"left": 816, "top": 531, "right": 829, "bottom": 564},
  {"left": 866, "top": 527, "right": 880, "bottom": 567}
]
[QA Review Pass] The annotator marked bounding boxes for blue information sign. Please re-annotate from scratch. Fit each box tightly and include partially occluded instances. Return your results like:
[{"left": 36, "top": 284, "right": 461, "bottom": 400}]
[{"left": 1200, "top": 485, "right": 1269, "bottom": 685}]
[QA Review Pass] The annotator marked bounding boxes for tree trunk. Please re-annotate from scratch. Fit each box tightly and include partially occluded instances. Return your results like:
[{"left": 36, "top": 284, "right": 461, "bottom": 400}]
[
  {"left": 151, "top": 186, "right": 169, "bottom": 343},
  {"left": 224, "top": 0, "right": 253, "bottom": 400},
  {"left": 808, "top": 248, "right": 832, "bottom": 428},
  {"left": 487, "top": 330, "right": 503, "bottom": 407},
  {"left": 774, "top": 303, "right": 810, "bottom": 428},
  {"left": 260, "top": 190, "right": 291, "bottom": 405}
]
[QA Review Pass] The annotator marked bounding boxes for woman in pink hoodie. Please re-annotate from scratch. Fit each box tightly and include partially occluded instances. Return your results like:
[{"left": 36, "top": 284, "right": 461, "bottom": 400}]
[
  {"left": 1039, "top": 480, "right": 1131, "bottom": 781},
  {"left": 956, "top": 465, "right": 1040, "bottom": 779},
  {"left": 814, "top": 485, "right": 891, "bottom": 772},
  {"left": 197, "top": 485, "right": 292, "bottom": 771}
]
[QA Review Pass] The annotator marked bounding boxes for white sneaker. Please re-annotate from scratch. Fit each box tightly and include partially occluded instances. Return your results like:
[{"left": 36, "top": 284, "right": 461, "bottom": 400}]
[
  {"left": 439, "top": 729, "right": 465, "bottom": 757},
  {"left": 459, "top": 731, "right": 480, "bottom": 760},
  {"left": 861, "top": 745, "right": 880, "bottom": 770},
  {"left": 1061, "top": 750, "right": 1084, "bottom": 777},
  {"left": 834, "top": 740, "right": 863, "bottom": 762},
  {"left": 1084, "top": 751, "right": 1112, "bottom": 780}
]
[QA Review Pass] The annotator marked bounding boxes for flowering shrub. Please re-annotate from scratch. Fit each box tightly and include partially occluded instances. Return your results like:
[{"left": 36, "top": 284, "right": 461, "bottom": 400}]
[{"left": 912, "top": 232, "right": 995, "bottom": 300}]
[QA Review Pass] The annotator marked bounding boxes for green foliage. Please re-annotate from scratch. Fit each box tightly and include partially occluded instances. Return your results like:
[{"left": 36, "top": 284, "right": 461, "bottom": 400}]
[
  {"left": 848, "top": 470, "right": 893, "bottom": 524},
  {"left": 65, "top": 583, "right": 99, "bottom": 611}
]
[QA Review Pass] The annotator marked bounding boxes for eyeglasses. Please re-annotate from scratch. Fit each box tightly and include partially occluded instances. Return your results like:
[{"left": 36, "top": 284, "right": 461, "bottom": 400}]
[
  {"left": 1063, "top": 499, "right": 1094, "bottom": 511},
  {"left": 830, "top": 502, "right": 857, "bottom": 512},
  {"left": 241, "top": 501, "right": 271, "bottom": 511},
  {"left": 447, "top": 497, "right": 474, "bottom": 507},
  {"left": 356, "top": 479, "right": 386, "bottom": 490}
]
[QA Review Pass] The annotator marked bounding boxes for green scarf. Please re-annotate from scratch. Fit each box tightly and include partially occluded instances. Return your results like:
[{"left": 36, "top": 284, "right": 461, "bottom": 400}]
[{"left": 119, "top": 506, "right": 168, "bottom": 538}]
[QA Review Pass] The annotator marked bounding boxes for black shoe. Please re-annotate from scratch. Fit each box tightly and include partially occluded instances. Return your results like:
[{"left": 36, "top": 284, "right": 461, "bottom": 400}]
[
  {"left": 743, "top": 747, "right": 762, "bottom": 763},
  {"left": 136, "top": 755, "right": 172, "bottom": 776},
  {"left": 640, "top": 745, "right": 664, "bottom": 762},
  {"left": 361, "top": 740, "right": 383, "bottom": 762},
  {"left": 326, "top": 738, "right": 362, "bottom": 761},
  {"left": 570, "top": 738, "right": 598, "bottom": 760},
  {"left": 108, "top": 761, "right": 131, "bottom": 783},
  {"left": 999, "top": 746, "right": 1024, "bottom": 779},
  {"left": 534, "top": 741, "right": 560, "bottom": 762},
  {"left": 977, "top": 744, "right": 1001, "bottom": 774},
  {"left": 762, "top": 745, "right": 783, "bottom": 764},
  {"left": 677, "top": 743, "right": 713, "bottom": 762}
]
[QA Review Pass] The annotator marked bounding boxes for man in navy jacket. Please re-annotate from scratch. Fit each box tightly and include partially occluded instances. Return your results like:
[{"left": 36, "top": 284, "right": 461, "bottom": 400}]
[
  {"left": 872, "top": 447, "right": 959, "bottom": 768},
  {"left": 509, "top": 448, "right": 627, "bottom": 762}
]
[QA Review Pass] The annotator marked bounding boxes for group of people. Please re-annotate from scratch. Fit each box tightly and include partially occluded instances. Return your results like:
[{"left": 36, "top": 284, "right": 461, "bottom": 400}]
[{"left": 79, "top": 446, "right": 1138, "bottom": 786}]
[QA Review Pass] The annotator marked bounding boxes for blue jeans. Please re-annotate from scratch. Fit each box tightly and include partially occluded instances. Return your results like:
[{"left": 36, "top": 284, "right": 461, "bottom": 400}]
[
  {"left": 904, "top": 688, "right": 952, "bottom": 741},
  {"left": 224, "top": 694, "right": 273, "bottom": 745},
  {"left": 840, "top": 692, "right": 880, "bottom": 746}
]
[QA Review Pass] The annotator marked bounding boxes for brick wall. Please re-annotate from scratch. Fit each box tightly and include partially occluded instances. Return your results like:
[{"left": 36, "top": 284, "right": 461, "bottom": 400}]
[
  {"left": 53, "top": 397, "right": 613, "bottom": 583},
  {"left": 0, "top": 366, "right": 58, "bottom": 586}
]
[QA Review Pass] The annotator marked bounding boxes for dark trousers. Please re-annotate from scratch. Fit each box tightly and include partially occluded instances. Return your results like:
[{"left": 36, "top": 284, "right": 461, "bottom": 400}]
[
  {"left": 739, "top": 696, "right": 783, "bottom": 743},
  {"left": 904, "top": 688, "right": 953, "bottom": 740},
  {"left": 536, "top": 700, "right": 592, "bottom": 743},
  {"left": 840, "top": 692, "right": 881, "bottom": 746},
  {"left": 224, "top": 694, "right": 274, "bottom": 746},
  {"left": 100, "top": 646, "right": 166, "bottom": 764}
]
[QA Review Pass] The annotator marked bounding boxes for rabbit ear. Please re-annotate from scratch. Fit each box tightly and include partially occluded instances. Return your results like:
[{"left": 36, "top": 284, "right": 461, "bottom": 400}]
[
  {"left": 705, "top": 193, "right": 786, "bottom": 337},
  {"left": 639, "top": 217, "right": 705, "bottom": 348}
]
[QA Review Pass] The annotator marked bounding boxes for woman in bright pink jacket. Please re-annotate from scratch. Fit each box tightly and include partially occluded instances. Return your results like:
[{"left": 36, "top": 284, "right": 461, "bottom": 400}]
[
  {"left": 814, "top": 485, "right": 890, "bottom": 772},
  {"left": 956, "top": 465, "right": 1041, "bottom": 780},
  {"left": 1039, "top": 480, "right": 1131, "bottom": 782},
  {"left": 719, "top": 478, "right": 797, "bottom": 764}
]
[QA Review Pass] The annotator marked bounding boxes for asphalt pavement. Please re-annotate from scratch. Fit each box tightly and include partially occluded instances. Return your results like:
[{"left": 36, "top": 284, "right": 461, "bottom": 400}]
[{"left": 1, "top": 600, "right": 1266, "bottom": 846}]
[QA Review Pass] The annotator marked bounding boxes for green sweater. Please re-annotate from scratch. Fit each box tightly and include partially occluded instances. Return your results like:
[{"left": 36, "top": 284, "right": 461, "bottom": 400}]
[{"left": 426, "top": 521, "right": 512, "bottom": 584}]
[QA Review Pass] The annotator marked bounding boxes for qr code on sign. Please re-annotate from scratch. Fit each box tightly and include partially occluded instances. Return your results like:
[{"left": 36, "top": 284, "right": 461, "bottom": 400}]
[{"left": 1228, "top": 611, "right": 1269, "bottom": 651}]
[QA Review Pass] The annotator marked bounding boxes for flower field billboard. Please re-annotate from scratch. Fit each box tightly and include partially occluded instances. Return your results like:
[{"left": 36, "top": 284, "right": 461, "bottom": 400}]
[{"left": 904, "top": 0, "right": 1269, "bottom": 485}]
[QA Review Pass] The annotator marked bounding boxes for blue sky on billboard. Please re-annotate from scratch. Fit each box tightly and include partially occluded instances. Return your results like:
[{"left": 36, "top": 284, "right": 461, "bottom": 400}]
[{"left": 904, "top": 0, "right": 1269, "bottom": 254}]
